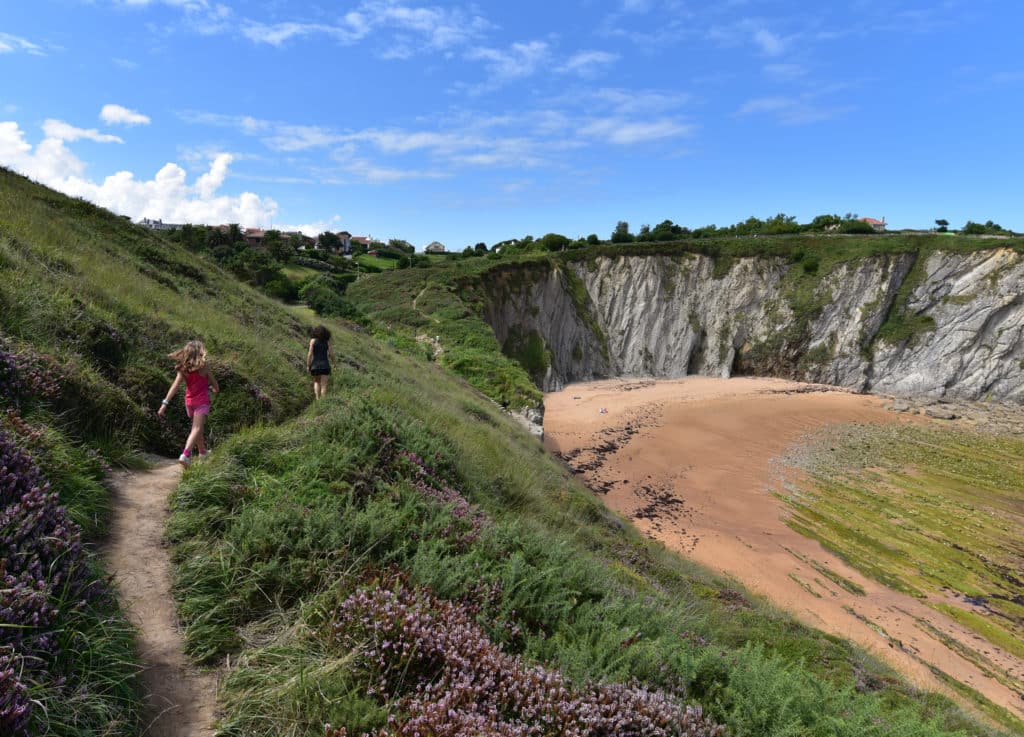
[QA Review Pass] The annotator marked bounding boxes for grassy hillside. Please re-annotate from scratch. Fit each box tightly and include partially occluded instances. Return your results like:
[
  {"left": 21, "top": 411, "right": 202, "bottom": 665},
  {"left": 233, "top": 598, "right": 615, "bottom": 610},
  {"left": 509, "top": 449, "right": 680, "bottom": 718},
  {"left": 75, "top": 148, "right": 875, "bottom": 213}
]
[
  {"left": 0, "top": 166, "right": 317, "bottom": 735},
  {"left": 1, "top": 169, "right": 1016, "bottom": 735},
  {"left": 167, "top": 332, "right": 1016, "bottom": 736}
]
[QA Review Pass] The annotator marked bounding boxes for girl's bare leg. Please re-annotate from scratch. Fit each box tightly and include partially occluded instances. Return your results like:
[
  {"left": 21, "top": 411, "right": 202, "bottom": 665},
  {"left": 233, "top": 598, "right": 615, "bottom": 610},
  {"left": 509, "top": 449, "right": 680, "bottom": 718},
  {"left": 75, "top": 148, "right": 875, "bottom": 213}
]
[
  {"left": 184, "top": 413, "right": 207, "bottom": 454},
  {"left": 320, "top": 375, "right": 329, "bottom": 397}
]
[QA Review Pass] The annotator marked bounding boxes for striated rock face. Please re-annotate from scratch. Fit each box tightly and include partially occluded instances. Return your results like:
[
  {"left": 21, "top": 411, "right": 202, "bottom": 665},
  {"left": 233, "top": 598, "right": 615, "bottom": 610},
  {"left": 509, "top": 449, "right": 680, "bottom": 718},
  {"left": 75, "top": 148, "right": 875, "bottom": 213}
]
[
  {"left": 479, "top": 248, "right": 1024, "bottom": 401},
  {"left": 869, "top": 249, "right": 1024, "bottom": 399}
]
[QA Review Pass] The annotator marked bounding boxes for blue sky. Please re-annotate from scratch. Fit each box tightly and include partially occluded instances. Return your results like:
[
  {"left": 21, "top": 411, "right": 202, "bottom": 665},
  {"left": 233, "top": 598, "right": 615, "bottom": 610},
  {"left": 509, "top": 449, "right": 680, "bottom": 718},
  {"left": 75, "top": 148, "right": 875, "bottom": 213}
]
[{"left": 1, "top": 1, "right": 1021, "bottom": 248}]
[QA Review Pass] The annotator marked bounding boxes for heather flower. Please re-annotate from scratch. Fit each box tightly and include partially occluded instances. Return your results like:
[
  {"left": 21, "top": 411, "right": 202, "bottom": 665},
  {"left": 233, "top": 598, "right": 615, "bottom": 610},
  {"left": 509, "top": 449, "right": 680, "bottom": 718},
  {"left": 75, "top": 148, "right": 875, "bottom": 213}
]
[
  {"left": 0, "top": 337, "right": 61, "bottom": 407},
  {"left": 0, "top": 429, "right": 110, "bottom": 734},
  {"left": 333, "top": 576, "right": 725, "bottom": 737},
  {"left": 400, "top": 452, "right": 490, "bottom": 548}
]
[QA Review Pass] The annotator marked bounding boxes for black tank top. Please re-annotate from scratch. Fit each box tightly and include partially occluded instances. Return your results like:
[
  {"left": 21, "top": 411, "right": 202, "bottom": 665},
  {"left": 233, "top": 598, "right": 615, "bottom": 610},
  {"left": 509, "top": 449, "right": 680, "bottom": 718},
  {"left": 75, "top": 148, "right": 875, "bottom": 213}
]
[{"left": 311, "top": 339, "right": 330, "bottom": 366}]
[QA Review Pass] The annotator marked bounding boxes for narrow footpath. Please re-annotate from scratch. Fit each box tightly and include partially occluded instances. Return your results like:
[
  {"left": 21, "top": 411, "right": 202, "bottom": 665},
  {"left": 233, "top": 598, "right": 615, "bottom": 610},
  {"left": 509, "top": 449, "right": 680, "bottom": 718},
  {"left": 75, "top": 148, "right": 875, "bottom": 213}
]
[{"left": 106, "top": 460, "right": 219, "bottom": 737}]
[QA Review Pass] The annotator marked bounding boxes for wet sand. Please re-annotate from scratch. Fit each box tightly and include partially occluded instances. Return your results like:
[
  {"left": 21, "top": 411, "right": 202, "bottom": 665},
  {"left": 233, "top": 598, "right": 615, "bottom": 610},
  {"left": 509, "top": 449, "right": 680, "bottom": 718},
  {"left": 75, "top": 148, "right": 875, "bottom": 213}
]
[{"left": 544, "top": 377, "right": 1024, "bottom": 721}]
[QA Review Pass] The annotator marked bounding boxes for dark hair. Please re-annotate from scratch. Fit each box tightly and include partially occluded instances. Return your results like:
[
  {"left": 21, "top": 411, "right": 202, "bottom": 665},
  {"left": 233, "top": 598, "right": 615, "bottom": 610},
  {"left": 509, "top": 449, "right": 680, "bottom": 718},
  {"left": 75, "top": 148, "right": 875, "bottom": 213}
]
[{"left": 311, "top": 325, "right": 331, "bottom": 342}]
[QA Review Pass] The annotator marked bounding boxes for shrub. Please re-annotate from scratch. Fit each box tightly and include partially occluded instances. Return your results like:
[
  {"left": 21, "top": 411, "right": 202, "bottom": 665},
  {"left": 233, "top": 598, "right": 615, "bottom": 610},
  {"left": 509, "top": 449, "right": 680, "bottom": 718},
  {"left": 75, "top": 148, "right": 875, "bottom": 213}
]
[
  {"left": 330, "top": 574, "right": 725, "bottom": 737},
  {"left": 0, "top": 429, "right": 127, "bottom": 735}
]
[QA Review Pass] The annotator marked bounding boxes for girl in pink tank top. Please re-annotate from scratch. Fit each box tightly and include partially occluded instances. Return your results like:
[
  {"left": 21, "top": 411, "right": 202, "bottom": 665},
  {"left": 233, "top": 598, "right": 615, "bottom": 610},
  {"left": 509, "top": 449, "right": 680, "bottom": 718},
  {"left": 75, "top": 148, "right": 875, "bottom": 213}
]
[{"left": 158, "top": 340, "right": 220, "bottom": 466}]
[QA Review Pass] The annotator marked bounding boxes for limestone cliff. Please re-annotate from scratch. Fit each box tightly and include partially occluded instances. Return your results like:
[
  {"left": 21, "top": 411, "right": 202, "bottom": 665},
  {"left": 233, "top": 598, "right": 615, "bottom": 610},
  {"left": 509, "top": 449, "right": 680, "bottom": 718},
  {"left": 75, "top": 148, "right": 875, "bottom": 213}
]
[{"left": 479, "top": 248, "right": 1024, "bottom": 401}]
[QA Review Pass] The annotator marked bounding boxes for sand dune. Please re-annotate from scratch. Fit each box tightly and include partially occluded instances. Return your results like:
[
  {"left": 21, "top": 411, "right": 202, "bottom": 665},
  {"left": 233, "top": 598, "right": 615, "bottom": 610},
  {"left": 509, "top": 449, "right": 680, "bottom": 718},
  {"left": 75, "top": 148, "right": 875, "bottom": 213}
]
[{"left": 544, "top": 377, "right": 1024, "bottom": 722}]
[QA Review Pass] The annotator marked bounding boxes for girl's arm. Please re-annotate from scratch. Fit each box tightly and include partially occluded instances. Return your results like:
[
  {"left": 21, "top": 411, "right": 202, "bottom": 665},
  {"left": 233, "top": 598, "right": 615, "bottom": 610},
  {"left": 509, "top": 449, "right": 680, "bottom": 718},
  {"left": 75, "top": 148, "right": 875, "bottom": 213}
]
[
  {"left": 306, "top": 339, "right": 315, "bottom": 369},
  {"left": 328, "top": 343, "right": 336, "bottom": 363},
  {"left": 206, "top": 366, "right": 220, "bottom": 393},
  {"left": 158, "top": 372, "right": 184, "bottom": 416}
]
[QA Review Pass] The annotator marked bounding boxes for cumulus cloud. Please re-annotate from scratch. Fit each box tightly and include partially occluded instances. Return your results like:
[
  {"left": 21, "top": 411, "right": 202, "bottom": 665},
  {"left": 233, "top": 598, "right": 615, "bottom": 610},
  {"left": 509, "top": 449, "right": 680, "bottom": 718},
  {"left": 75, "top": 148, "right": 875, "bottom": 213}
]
[
  {"left": 100, "top": 104, "right": 152, "bottom": 126},
  {"left": 0, "top": 120, "right": 277, "bottom": 226}
]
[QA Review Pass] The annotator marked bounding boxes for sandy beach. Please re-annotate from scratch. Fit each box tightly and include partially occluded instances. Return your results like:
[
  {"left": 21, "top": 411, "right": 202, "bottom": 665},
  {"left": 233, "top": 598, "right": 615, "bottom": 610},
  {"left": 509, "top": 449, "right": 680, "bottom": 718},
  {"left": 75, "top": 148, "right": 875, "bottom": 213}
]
[{"left": 544, "top": 376, "right": 1024, "bottom": 721}]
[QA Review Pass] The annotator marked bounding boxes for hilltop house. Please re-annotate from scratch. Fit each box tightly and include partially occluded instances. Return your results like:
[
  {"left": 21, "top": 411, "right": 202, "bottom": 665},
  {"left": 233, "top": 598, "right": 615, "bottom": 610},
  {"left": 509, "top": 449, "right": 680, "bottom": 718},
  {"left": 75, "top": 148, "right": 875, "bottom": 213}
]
[
  {"left": 138, "top": 218, "right": 182, "bottom": 231},
  {"left": 424, "top": 241, "right": 446, "bottom": 253},
  {"left": 244, "top": 228, "right": 265, "bottom": 247},
  {"left": 859, "top": 217, "right": 887, "bottom": 232}
]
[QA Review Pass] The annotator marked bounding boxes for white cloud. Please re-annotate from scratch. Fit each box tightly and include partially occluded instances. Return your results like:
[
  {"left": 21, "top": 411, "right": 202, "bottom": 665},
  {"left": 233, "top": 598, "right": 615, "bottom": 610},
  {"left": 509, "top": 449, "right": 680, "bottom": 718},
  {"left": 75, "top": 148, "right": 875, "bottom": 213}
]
[
  {"left": 752, "top": 28, "right": 786, "bottom": 55},
  {"left": 100, "top": 104, "right": 152, "bottom": 126},
  {"left": 262, "top": 124, "right": 347, "bottom": 152},
  {"left": 0, "top": 32, "right": 44, "bottom": 56},
  {"left": 578, "top": 117, "right": 694, "bottom": 145},
  {"left": 559, "top": 50, "right": 619, "bottom": 77},
  {"left": 763, "top": 63, "right": 806, "bottom": 80},
  {"left": 0, "top": 120, "right": 277, "bottom": 226},
  {"left": 42, "top": 119, "right": 124, "bottom": 143},
  {"left": 277, "top": 215, "right": 343, "bottom": 237},
  {"left": 621, "top": 0, "right": 653, "bottom": 12},
  {"left": 465, "top": 40, "right": 550, "bottom": 90},
  {"left": 737, "top": 96, "right": 853, "bottom": 124},
  {"left": 241, "top": 21, "right": 342, "bottom": 46},
  {"left": 239, "top": 1, "right": 490, "bottom": 54},
  {"left": 586, "top": 87, "right": 690, "bottom": 114},
  {"left": 343, "top": 158, "right": 450, "bottom": 183}
]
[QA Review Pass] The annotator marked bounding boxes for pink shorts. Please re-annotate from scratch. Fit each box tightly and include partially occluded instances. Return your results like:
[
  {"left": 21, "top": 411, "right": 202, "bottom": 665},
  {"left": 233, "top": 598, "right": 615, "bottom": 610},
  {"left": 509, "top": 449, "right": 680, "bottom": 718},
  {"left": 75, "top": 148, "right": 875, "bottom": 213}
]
[{"left": 186, "top": 403, "right": 210, "bottom": 418}]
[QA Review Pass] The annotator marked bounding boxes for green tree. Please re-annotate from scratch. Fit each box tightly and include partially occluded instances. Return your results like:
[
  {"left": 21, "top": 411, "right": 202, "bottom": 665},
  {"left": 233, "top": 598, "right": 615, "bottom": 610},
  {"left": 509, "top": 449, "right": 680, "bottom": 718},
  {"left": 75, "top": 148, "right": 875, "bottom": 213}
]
[
  {"left": 388, "top": 238, "right": 415, "bottom": 254},
  {"left": 586, "top": 233, "right": 600, "bottom": 245},
  {"left": 474, "top": 242, "right": 488, "bottom": 254},
  {"left": 934, "top": 219, "right": 949, "bottom": 233},
  {"left": 318, "top": 231, "right": 343, "bottom": 252},
  {"left": 808, "top": 214, "right": 842, "bottom": 231},
  {"left": 611, "top": 221, "right": 634, "bottom": 243},
  {"left": 539, "top": 233, "right": 571, "bottom": 251},
  {"left": 840, "top": 219, "right": 876, "bottom": 234}
]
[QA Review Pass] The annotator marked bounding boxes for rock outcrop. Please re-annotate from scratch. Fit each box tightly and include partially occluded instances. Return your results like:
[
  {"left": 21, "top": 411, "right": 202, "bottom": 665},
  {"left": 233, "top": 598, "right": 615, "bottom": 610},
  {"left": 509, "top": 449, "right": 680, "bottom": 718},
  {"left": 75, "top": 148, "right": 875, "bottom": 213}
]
[{"left": 479, "top": 248, "right": 1024, "bottom": 401}]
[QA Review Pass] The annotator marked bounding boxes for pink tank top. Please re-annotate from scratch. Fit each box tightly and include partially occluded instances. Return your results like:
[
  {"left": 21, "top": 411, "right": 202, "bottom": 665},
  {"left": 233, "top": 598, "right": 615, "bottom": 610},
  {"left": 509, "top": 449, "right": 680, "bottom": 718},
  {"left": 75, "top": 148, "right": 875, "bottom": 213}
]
[{"left": 184, "top": 370, "right": 210, "bottom": 407}]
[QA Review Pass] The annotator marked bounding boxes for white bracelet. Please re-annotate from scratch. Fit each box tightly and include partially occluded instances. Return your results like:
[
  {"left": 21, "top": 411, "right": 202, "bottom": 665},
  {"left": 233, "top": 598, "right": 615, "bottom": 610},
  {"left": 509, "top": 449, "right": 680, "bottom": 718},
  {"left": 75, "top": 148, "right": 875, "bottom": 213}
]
[{"left": 161, "top": 399, "right": 170, "bottom": 406}]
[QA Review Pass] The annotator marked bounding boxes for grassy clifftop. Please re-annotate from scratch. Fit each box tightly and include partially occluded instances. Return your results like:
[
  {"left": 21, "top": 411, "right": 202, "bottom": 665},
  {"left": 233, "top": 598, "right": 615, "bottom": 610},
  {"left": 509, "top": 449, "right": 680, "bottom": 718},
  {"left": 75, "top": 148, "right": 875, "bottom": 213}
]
[{"left": 347, "top": 234, "right": 1024, "bottom": 410}]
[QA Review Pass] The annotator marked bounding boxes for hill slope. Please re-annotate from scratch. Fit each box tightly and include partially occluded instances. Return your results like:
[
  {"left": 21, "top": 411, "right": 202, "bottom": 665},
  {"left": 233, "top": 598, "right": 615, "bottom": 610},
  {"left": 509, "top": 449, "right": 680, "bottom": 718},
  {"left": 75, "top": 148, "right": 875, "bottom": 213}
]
[
  {"left": 0, "top": 169, "right": 1016, "bottom": 736},
  {"left": 0, "top": 166, "right": 319, "bottom": 735}
]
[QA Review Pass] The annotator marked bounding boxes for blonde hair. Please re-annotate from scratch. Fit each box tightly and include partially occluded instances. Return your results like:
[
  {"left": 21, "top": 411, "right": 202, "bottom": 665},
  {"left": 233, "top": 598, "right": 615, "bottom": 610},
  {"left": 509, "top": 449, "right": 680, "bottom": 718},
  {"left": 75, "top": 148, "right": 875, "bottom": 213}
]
[{"left": 169, "top": 340, "right": 208, "bottom": 373}]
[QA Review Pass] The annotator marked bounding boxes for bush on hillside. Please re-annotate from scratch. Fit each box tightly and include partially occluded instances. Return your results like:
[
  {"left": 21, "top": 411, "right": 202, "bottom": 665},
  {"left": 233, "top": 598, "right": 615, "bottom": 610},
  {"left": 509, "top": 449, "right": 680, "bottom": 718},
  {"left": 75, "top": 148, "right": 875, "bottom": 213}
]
[
  {"left": 329, "top": 574, "right": 725, "bottom": 737},
  {"left": 299, "top": 275, "right": 364, "bottom": 322},
  {"left": 0, "top": 429, "right": 137, "bottom": 735}
]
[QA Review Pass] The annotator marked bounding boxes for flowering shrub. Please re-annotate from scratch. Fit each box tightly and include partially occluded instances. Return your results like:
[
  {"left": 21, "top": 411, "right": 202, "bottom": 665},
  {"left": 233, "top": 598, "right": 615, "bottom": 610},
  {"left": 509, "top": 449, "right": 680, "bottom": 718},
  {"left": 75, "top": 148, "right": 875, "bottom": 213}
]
[
  {"left": 0, "top": 337, "right": 61, "bottom": 407},
  {"left": 331, "top": 576, "right": 725, "bottom": 737},
  {"left": 0, "top": 429, "right": 106, "bottom": 733},
  {"left": 0, "top": 652, "right": 31, "bottom": 734},
  {"left": 402, "top": 452, "right": 490, "bottom": 549}
]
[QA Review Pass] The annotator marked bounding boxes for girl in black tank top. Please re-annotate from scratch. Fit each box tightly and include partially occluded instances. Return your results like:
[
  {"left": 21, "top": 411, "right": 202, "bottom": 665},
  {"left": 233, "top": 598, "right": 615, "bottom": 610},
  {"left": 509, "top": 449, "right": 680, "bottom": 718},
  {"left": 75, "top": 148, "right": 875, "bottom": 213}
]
[{"left": 306, "top": 325, "right": 335, "bottom": 399}]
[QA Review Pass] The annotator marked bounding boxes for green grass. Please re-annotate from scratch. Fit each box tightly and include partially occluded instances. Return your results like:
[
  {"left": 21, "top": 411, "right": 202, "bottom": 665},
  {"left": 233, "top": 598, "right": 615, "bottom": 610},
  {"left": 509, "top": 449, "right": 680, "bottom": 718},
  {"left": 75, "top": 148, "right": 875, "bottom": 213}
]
[
  {"left": 354, "top": 253, "right": 398, "bottom": 270},
  {"left": 0, "top": 166, "right": 325, "bottom": 735},
  {"left": 165, "top": 337, "right": 1013, "bottom": 736},
  {"left": 4, "top": 168, "right": 1020, "bottom": 736},
  {"left": 281, "top": 264, "right": 322, "bottom": 282}
]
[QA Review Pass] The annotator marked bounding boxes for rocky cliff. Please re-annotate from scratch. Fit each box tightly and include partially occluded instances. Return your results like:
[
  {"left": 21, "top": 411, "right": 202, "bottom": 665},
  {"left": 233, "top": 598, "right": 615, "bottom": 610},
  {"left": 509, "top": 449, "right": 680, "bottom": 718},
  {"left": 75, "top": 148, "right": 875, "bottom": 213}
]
[{"left": 480, "top": 248, "right": 1024, "bottom": 401}]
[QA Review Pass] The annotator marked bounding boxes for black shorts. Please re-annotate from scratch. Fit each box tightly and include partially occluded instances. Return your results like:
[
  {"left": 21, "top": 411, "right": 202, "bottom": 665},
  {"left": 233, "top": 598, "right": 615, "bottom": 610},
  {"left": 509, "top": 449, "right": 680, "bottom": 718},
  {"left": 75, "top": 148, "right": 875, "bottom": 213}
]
[{"left": 309, "top": 364, "right": 331, "bottom": 376}]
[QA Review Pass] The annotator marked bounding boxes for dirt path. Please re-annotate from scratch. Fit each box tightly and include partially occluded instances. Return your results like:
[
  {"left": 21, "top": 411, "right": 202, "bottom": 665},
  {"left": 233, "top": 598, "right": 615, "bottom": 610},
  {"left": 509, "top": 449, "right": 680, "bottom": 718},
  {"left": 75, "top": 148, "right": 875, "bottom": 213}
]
[
  {"left": 544, "top": 377, "right": 1024, "bottom": 722},
  {"left": 106, "top": 460, "right": 219, "bottom": 737}
]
